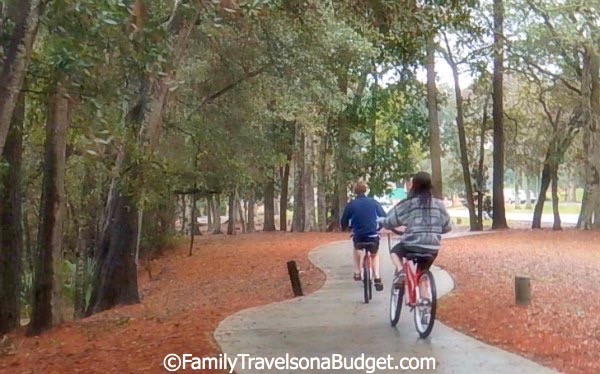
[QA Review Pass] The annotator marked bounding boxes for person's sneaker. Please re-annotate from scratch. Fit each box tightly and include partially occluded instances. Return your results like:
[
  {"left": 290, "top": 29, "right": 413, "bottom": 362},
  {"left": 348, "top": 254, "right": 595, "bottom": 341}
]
[
  {"left": 353, "top": 273, "right": 361, "bottom": 281},
  {"left": 374, "top": 278, "right": 384, "bottom": 291},
  {"left": 393, "top": 270, "right": 405, "bottom": 289}
]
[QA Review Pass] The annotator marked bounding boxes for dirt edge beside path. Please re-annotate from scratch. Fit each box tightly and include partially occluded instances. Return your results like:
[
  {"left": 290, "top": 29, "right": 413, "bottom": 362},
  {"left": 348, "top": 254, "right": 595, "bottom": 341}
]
[
  {"left": 436, "top": 229, "right": 600, "bottom": 374},
  {"left": 0, "top": 232, "right": 347, "bottom": 373}
]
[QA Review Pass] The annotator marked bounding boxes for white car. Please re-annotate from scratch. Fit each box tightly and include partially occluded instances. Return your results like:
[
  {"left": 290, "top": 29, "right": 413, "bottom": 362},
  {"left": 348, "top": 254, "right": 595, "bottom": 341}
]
[
  {"left": 375, "top": 198, "right": 394, "bottom": 213},
  {"left": 506, "top": 190, "right": 536, "bottom": 204}
]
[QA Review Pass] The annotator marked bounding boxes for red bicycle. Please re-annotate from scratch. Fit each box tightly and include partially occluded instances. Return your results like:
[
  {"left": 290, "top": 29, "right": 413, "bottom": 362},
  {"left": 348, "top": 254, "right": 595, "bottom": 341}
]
[{"left": 388, "top": 234, "right": 437, "bottom": 338}]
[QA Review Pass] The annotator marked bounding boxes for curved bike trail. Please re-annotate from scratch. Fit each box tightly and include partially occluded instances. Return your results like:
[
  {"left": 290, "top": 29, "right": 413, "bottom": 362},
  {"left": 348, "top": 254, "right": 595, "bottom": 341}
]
[{"left": 215, "top": 232, "right": 555, "bottom": 373}]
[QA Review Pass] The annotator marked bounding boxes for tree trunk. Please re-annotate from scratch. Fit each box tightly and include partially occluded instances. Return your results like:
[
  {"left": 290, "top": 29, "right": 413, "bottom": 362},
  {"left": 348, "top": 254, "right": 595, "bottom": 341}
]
[
  {"left": 279, "top": 164, "right": 290, "bottom": 232},
  {"left": 426, "top": 36, "right": 443, "bottom": 199},
  {"left": 475, "top": 95, "right": 490, "bottom": 230},
  {"left": 335, "top": 118, "right": 349, "bottom": 224},
  {"left": 188, "top": 149, "right": 202, "bottom": 256},
  {"left": 579, "top": 46, "right": 600, "bottom": 229},
  {"left": 206, "top": 196, "right": 212, "bottom": 232},
  {"left": 0, "top": 0, "right": 46, "bottom": 156},
  {"left": 551, "top": 166, "right": 562, "bottom": 230},
  {"left": 263, "top": 178, "right": 276, "bottom": 231},
  {"left": 514, "top": 169, "right": 521, "bottom": 210},
  {"left": 180, "top": 195, "right": 187, "bottom": 234},
  {"left": 227, "top": 192, "right": 236, "bottom": 235},
  {"left": 279, "top": 122, "right": 294, "bottom": 232},
  {"left": 212, "top": 195, "right": 223, "bottom": 234},
  {"left": 246, "top": 192, "right": 255, "bottom": 233},
  {"left": 335, "top": 70, "right": 350, "bottom": 223},
  {"left": 237, "top": 195, "right": 246, "bottom": 234},
  {"left": 0, "top": 90, "right": 24, "bottom": 334},
  {"left": 87, "top": 191, "right": 139, "bottom": 315},
  {"left": 280, "top": 162, "right": 291, "bottom": 232},
  {"left": 28, "top": 80, "right": 69, "bottom": 335},
  {"left": 533, "top": 105, "right": 582, "bottom": 228},
  {"left": 304, "top": 132, "right": 316, "bottom": 231},
  {"left": 577, "top": 185, "right": 589, "bottom": 228},
  {"left": 317, "top": 133, "right": 328, "bottom": 231},
  {"left": 23, "top": 211, "right": 34, "bottom": 274},
  {"left": 492, "top": 0, "right": 508, "bottom": 229},
  {"left": 532, "top": 161, "right": 552, "bottom": 229},
  {"left": 135, "top": 207, "right": 143, "bottom": 264},
  {"left": 188, "top": 193, "right": 196, "bottom": 255},
  {"left": 441, "top": 38, "right": 477, "bottom": 229},
  {"left": 86, "top": 139, "right": 137, "bottom": 315},
  {"left": 292, "top": 127, "right": 306, "bottom": 232},
  {"left": 87, "top": 3, "right": 202, "bottom": 317}
]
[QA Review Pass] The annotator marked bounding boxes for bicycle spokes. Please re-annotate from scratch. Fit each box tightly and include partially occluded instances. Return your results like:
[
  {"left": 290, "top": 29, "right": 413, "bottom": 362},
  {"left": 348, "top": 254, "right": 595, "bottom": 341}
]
[{"left": 414, "top": 271, "right": 437, "bottom": 338}]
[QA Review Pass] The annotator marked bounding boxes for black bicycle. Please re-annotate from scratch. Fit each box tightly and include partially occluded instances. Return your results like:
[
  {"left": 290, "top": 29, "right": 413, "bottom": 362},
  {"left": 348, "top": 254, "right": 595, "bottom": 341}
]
[{"left": 355, "top": 242, "right": 377, "bottom": 304}]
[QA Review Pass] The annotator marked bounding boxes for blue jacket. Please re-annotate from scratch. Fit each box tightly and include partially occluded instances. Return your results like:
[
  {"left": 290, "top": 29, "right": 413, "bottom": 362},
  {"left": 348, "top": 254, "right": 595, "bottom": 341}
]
[{"left": 340, "top": 194, "right": 386, "bottom": 239}]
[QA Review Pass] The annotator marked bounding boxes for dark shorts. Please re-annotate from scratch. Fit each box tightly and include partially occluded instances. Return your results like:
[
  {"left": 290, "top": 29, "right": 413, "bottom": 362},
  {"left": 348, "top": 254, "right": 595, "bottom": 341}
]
[
  {"left": 353, "top": 236, "right": 380, "bottom": 254},
  {"left": 390, "top": 242, "right": 437, "bottom": 271}
]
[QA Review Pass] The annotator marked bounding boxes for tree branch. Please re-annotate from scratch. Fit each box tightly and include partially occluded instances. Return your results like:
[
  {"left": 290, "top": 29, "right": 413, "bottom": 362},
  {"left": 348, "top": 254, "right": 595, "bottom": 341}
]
[
  {"left": 524, "top": 0, "right": 583, "bottom": 76},
  {"left": 520, "top": 55, "right": 581, "bottom": 95}
]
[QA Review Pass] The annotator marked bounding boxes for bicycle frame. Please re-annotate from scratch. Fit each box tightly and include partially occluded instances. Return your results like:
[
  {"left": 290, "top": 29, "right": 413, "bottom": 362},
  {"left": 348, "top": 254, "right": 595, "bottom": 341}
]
[{"left": 402, "top": 258, "right": 423, "bottom": 307}]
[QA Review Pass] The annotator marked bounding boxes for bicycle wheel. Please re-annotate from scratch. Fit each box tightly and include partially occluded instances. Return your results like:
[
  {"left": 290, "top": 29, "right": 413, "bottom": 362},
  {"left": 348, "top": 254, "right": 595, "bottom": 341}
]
[
  {"left": 363, "top": 266, "right": 370, "bottom": 304},
  {"left": 368, "top": 268, "right": 373, "bottom": 300},
  {"left": 389, "top": 279, "right": 404, "bottom": 327},
  {"left": 414, "top": 270, "right": 437, "bottom": 338}
]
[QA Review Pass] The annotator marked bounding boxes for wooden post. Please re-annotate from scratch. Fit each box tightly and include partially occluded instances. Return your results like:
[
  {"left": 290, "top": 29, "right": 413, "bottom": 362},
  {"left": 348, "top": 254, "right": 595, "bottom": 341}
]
[
  {"left": 287, "top": 260, "right": 303, "bottom": 297},
  {"left": 515, "top": 276, "right": 531, "bottom": 305}
]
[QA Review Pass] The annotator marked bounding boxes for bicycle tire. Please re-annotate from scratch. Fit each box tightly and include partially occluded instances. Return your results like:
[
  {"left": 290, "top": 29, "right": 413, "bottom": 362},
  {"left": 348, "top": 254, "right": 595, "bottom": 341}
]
[
  {"left": 414, "top": 270, "right": 437, "bottom": 338},
  {"left": 363, "top": 266, "right": 370, "bottom": 304},
  {"left": 390, "top": 280, "right": 404, "bottom": 326},
  {"left": 368, "top": 269, "right": 373, "bottom": 300}
]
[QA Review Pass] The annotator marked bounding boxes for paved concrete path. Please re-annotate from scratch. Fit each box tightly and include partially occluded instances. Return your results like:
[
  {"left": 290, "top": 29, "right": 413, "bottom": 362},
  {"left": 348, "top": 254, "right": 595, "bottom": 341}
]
[{"left": 215, "top": 234, "right": 554, "bottom": 373}]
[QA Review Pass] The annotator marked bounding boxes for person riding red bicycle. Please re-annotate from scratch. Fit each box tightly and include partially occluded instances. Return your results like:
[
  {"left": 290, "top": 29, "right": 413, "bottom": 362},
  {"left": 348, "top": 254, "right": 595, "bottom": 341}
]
[
  {"left": 377, "top": 172, "right": 452, "bottom": 290},
  {"left": 340, "top": 181, "right": 387, "bottom": 291}
]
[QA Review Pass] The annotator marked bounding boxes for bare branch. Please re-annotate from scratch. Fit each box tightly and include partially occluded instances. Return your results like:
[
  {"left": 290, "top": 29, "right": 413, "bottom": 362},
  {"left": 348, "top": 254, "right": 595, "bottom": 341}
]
[
  {"left": 184, "top": 66, "right": 268, "bottom": 121},
  {"left": 519, "top": 55, "right": 581, "bottom": 95}
]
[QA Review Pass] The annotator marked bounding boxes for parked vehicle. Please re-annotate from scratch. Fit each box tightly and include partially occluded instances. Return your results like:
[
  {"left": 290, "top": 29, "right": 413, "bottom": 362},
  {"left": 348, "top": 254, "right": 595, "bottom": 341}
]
[{"left": 505, "top": 189, "right": 536, "bottom": 204}]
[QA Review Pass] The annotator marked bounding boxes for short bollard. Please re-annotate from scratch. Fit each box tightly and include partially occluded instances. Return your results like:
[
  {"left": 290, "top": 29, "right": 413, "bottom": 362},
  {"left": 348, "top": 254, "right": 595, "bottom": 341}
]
[
  {"left": 287, "top": 260, "right": 303, "bottom": 297},
  {"left": 515, "top": 276, "right": 531, "bottom": 305}
]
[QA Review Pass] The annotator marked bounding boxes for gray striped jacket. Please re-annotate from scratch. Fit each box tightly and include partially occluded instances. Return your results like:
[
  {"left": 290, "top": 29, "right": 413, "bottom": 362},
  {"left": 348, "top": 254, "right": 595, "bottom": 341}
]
[{"left": 381, "top": 197, "right": 452, "bottom": 252}]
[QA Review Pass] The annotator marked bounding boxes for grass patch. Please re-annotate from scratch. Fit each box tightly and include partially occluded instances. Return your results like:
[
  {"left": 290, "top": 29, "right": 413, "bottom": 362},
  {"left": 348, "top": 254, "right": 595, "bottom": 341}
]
[
  {"left": 449, "top": 202, "right": 581, "bottom": 215},
  {"left": 505, "top": 201, "right": 581, "bottom": 215}
]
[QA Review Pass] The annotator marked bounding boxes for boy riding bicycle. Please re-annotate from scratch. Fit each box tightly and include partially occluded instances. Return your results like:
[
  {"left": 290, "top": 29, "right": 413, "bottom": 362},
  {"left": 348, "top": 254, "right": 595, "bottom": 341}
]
[
  {"left": 340, "top": 181, "right": 387, "bottom": 291},
  {"left": 377, "top": 172, "right": 452, "bottom": 288}
]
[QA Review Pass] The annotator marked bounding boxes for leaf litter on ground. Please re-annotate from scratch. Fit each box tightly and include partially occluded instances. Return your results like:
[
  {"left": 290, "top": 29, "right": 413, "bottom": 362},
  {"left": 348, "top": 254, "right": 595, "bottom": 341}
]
[
  {"left": 0, "top": 232, "right": 347, "bottom": 373},
  {"left": 437, "top": 229, "right": 600, "bottom": 374}
]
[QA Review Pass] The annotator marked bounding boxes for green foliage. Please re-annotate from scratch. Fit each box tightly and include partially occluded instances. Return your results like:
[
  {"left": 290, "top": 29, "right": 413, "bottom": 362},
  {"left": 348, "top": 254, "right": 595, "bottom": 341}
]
[
  {"left": 348, "top": 80, "right": 429, "bottom": 196},
  {"left": 61, "top": 257, "right": 97, "bottom": 311},
  {"left": 20, "top": 271, "right": 33, "bottom": 319}
]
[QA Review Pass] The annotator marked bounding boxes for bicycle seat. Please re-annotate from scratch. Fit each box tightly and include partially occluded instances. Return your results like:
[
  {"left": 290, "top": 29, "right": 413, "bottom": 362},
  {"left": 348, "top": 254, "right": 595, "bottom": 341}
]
[
  {"left": 405, "top": 253, "right": 435, "bottom": 261},
  {"left": 355, "top": 242, "right": 377, "bottom": 251}
]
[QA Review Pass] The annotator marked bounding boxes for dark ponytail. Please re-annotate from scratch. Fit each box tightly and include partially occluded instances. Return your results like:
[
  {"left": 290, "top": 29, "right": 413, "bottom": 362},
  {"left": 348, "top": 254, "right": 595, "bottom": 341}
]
[{"left": 410, "top": 171, "right": 433, "bottom": 211}]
